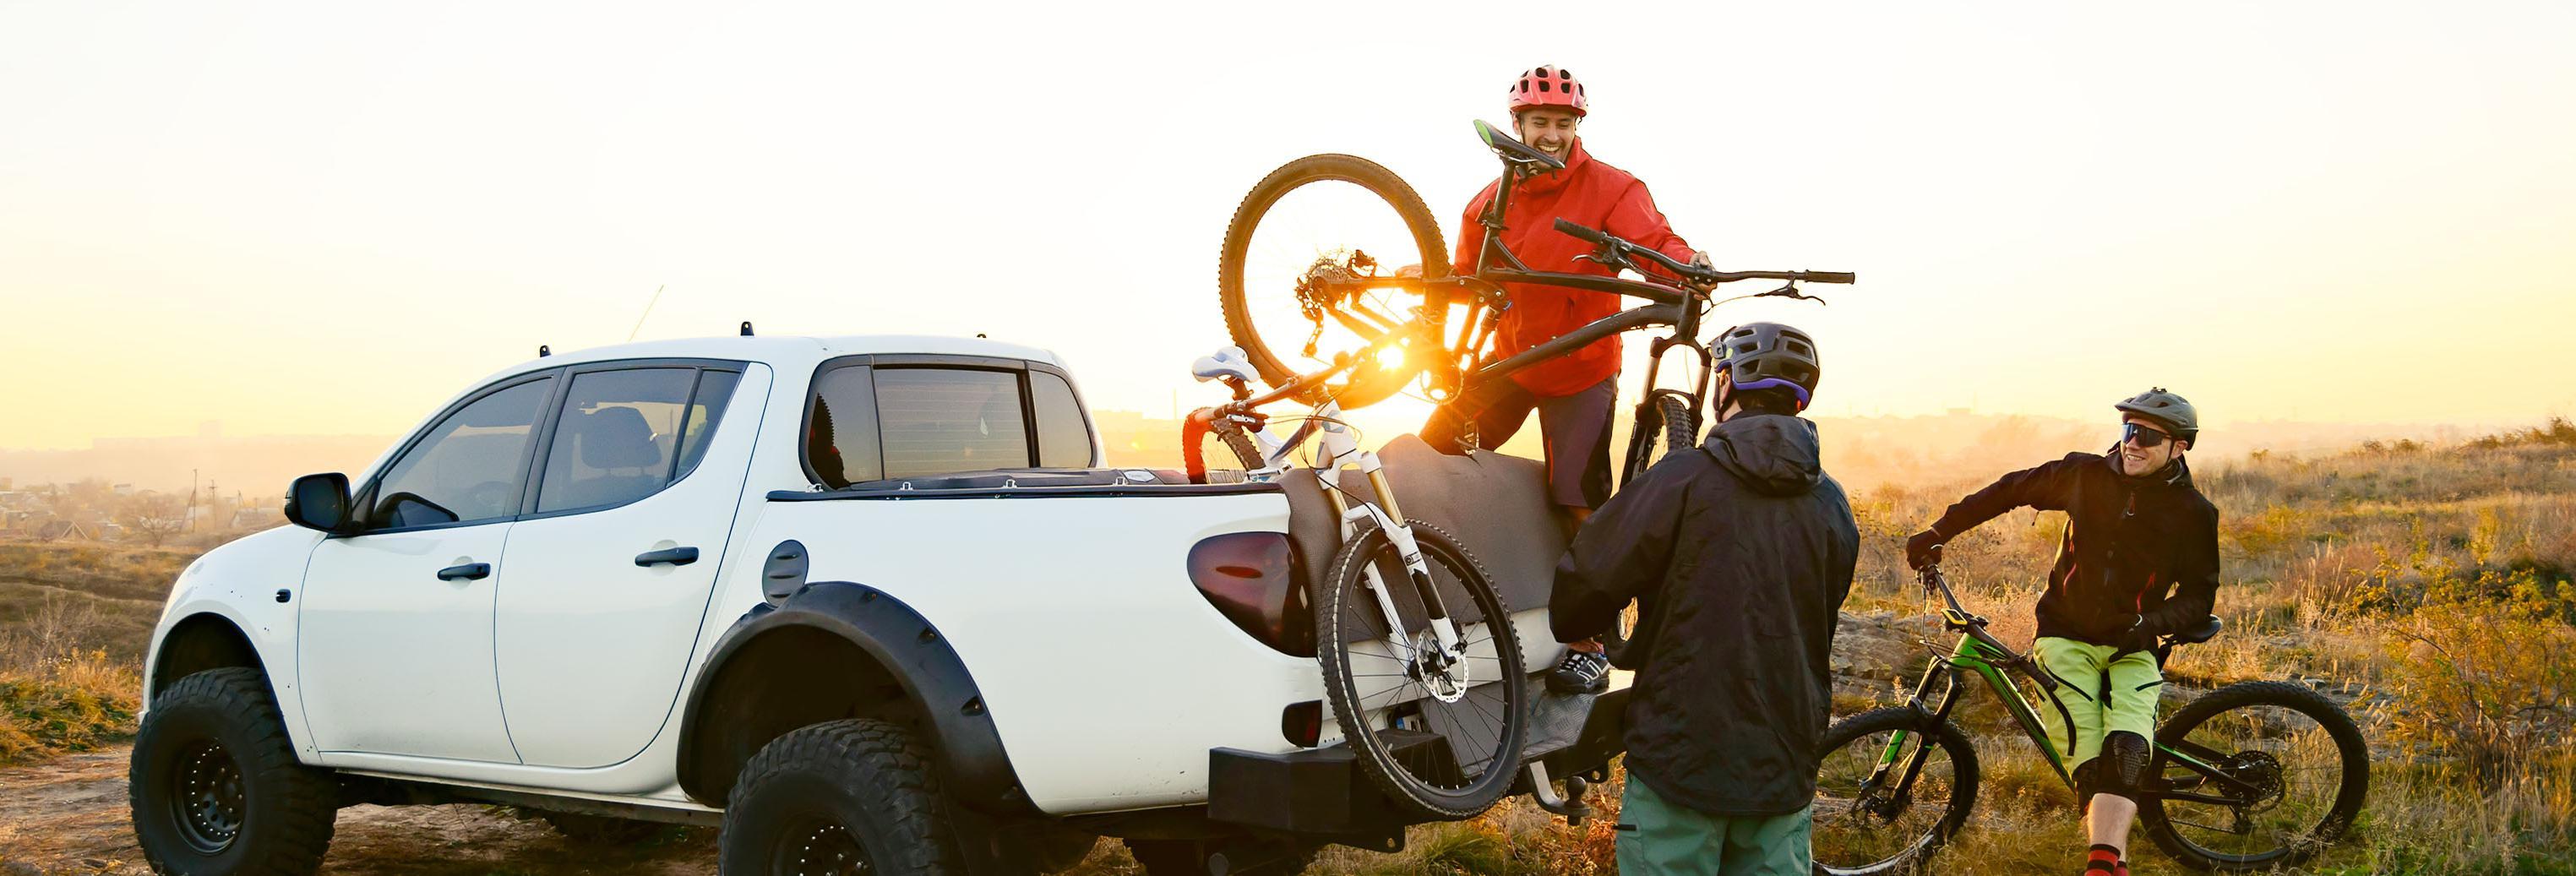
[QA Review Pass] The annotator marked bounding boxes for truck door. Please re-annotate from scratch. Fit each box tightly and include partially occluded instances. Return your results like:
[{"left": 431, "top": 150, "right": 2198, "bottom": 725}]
[
  {"left": 493, "top": 362, "right": 766, "bottom": 768},
  {"left": 299, "top": 373, "right": 556, "bottom": 764}
]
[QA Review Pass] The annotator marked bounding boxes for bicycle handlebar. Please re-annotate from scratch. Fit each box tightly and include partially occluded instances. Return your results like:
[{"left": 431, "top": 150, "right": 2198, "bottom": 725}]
[{"left": 1553, "top": 219, "right": 1855, "bottom": 286}]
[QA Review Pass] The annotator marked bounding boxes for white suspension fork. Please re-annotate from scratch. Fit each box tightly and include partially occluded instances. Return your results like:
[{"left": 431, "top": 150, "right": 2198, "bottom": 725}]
[{"left": 1314, "top": 426, "right": 1468, "bottom": 688}]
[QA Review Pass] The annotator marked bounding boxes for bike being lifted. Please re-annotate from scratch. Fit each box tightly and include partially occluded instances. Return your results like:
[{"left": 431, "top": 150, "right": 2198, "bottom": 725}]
[{"left": 1213, "top": 121, "right": 1854, "bottom": 663}]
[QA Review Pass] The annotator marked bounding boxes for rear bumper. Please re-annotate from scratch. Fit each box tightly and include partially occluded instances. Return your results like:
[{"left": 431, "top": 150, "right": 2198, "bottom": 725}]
[{"left": 1205, "top": 687, "right": 1630, "bottom": 844}]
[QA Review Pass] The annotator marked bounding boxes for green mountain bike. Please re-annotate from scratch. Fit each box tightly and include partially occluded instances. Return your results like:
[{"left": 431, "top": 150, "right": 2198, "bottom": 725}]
[{"left": 1811, "top": 564, "right": 2370, "bottom": 873}]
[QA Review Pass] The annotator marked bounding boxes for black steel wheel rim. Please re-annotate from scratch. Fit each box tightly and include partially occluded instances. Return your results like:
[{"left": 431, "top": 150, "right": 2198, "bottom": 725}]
[
  {"left": 771, "top": 817, "right": 874, "bottom": 876},
  {"left": 169, "top": 738, "right": 247, "bottom": 853}
]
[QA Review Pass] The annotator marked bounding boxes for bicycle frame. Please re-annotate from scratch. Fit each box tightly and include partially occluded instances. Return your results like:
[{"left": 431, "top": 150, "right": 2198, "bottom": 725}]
[{"left": 1210, "top": 367, "right": 1482, "bottom": 703}]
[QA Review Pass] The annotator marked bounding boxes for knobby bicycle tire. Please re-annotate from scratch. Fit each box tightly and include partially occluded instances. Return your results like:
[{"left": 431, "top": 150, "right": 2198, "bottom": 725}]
[
  {"left": 1217, "top": 154, "right": 1449, "bottom": 410},
  {"left": 1317, "top": 519, "right": 1527, "bottom": 820},
  {"left": 1811, "top": 706, "right": 1981, "bottom": 876},
  {"left": 2140, "top": 680, "right": 2370, "bottom": 872}
]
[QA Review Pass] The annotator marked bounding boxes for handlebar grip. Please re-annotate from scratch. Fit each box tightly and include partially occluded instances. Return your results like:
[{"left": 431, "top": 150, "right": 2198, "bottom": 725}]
[
  {"left": 1553, "top": 219, "right": 1609, "bottom": 244},
  {"left": 1802, "top": 271, "right": 1856, "bottom": 285}
]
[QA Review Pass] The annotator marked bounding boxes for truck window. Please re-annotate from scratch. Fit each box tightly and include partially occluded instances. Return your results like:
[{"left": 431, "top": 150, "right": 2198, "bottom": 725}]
[
  {"left": 1030, "top": 371, "right": 1094, "bottom": 467},
  {"left": 808, "top": 367, "right": 884, "bottom": 488},
  {"left": 876, "top": 368, "right": 1029, "bottom": 480},
  {"left": 535, "top": 367, "right": 710, "bottom": 514},
  {"left": 369, "top": 376, "right": 555, "bottom": 529},
  {"left": 672, "top": 370, "right": 742, "bottom": 480}
]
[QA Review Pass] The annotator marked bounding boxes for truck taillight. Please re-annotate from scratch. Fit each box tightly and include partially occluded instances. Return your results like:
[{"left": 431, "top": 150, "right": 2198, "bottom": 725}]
[
  {"left": 1283, "top": 699, "right": 1321, "bottom": 748},
  {"left": 1186, "top": 531, "right": 1312, "bottom": 657}
]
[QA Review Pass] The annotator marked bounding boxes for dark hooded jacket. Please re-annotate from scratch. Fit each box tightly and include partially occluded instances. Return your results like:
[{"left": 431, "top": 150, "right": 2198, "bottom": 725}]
[
  {"left": 1552, "top": 414, "right": 1860, "bottom": 817},
  {"left": 1929, "top": 449, "right": 2220, "bottom": 645}
]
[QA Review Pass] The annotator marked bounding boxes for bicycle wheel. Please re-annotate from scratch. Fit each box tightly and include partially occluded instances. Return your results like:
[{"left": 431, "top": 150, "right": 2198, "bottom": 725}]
[
  {"left": 1811, "top": 707, "right": 1981, "bottom": 876},
  {"left": 1600, "top": 394, "right": 1695, "bottom": 666},
  {"left": 1317, "top": 518, "right": 1528, "bottom": 820},
  {"left": 1218, "top": 155, "right": 1449, "bottom": 410},
  {"left": 2141, "top": 680, "right": 2369, "bottom": 872}
]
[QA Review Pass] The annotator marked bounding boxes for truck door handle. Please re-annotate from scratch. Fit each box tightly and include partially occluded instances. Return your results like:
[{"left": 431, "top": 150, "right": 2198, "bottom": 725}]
[
  {"left": 634, "top": 547, "right": 700, "bottom": 567},
  {"left": 437, "top": 562, "right": 492, "bottom": 581}
]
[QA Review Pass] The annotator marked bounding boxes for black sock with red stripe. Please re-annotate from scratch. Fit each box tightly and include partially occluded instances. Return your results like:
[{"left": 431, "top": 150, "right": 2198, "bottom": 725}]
[
  {"left": 2085, "top": 845, "right": 2121, "bottom": 873},
  {"left": 2116, "top": 861, "right": 2130, "bottom": 876}
]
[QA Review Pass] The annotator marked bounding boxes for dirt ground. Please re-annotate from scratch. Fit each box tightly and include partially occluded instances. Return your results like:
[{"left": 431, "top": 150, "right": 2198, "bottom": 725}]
[{"left": 0, "top": 746, "right": 719, "bottom": 875}]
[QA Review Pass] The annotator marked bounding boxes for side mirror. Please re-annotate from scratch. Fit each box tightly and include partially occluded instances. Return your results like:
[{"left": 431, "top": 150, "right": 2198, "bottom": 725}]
[{"left": 284, "top": 473, "right": 354, "bottom": 534}]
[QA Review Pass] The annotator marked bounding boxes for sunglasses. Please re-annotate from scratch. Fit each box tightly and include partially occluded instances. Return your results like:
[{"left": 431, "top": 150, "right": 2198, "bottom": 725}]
[{"left": 2121, "top": 422, "right": 2176, "bottom": 449}]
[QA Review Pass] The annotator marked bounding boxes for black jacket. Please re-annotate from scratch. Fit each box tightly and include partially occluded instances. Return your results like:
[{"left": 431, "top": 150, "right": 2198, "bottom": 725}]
[
  {"left": 1930, "top": 450, "right": 2220, "bottom": 645},
  {"left": 1552, "top": 414, "right": 1859, "bottom": 818}
]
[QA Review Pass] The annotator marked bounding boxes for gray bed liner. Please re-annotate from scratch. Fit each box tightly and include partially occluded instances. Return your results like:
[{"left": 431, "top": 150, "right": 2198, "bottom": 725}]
[{"left": 1282, "top": 434, "right": 1569, "bottom": 641}]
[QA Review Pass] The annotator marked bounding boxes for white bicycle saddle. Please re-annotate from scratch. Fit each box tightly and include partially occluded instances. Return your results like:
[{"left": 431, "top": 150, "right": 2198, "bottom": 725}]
[{"left": 1191, "top": 346, "right": 1261, "bottom": 384}]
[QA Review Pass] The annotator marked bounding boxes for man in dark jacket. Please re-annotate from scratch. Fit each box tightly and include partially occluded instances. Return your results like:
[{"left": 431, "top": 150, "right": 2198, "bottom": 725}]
[
  {"left": 1903, "top": 388, "right": 2219, "bottom": 876},
  {"left": 1554, "top": 322, "right": 1859, "bottom": 875}
]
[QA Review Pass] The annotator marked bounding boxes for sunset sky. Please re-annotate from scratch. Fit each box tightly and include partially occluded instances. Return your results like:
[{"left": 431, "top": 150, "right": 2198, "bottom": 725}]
[{"left": 4, "top": 2, "right": 2571, "bottom": 452}]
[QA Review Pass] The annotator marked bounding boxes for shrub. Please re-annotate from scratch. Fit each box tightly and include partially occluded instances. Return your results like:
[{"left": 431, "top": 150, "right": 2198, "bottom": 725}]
[{"left": 2382, "top": 603, "right": 2576, "bottom": 786}]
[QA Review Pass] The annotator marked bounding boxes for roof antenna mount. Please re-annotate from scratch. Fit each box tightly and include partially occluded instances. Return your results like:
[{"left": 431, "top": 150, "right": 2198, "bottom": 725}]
[
  {"left": 537, "top": 345, "right": 551, "bottom": 357},
  {"left": 740, "top": 321, "right": 754, "bottom": 336}
]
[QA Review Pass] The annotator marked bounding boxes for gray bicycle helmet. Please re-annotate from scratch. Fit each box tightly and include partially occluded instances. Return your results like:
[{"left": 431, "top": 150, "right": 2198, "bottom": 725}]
[
  {"left": 2114, "top": 388, "right": 2198, "bottom": 443},
  {"left": 1713, "top": 322, "right": 1821, "bottom": 410}
]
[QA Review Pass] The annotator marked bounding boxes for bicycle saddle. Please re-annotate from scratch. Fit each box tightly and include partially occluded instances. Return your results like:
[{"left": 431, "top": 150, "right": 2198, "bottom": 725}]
[
  {"left": 1192, "top": 346, "right": 1261, "bottom": 384},
  {"left": 1473, "top": 119, "right": 1565, "bottom": 171},
  {"left": 2172, "top": 616, "right": 2224, "bottom": 645}
]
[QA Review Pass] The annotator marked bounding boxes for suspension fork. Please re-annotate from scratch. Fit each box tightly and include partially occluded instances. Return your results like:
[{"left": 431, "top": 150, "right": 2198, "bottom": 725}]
[
  {"left": 1867, "top": 659, "right": 1964, "bottom": 803},
  {"left": 1318, "top": 424, "right": 1467, "bottom": 666}
]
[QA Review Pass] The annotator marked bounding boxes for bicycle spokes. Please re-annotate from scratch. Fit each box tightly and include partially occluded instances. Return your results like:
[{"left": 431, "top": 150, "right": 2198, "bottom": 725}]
[{"left": 1814, "top": 724, "right": 1961, "bottom": 868}]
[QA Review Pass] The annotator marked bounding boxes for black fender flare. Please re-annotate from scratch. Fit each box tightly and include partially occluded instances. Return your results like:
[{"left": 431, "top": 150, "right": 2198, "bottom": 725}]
[{"left": 674, "top": 581, "right": 1032, "bottom": 814}]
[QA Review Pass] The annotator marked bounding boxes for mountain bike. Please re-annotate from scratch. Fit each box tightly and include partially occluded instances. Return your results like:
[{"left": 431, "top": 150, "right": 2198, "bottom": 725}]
[
  {"left": 1216, "top": 120, "right": 1853, "bottom": 660},
  {"left": 1215, "top": 119, "right": 1850, "bottom": 439},
  {"left": 1810, "top": 563, "right": 2370, "bottom": 873},
  {"left": 1180, "top": 346, "right": 1529, "bottom": 821}
]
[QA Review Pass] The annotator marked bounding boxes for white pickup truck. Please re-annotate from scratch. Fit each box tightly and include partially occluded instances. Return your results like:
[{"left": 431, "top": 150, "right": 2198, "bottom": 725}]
[{"left": 131, "top": 334, "right": 1626, "bottom": 876}]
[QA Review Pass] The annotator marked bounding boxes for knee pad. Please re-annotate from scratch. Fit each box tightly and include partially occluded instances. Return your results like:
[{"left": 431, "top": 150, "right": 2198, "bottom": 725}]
[
  {"left": 2072, "top": 759, "right": 2105, "bottom": 801},
  {"left": 2102, "top": 731, "right": 2150, "bottom": 800}
]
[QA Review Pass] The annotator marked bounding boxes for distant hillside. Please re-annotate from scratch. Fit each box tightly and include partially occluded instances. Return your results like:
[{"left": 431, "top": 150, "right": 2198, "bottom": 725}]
[{"left": 0, "top": 434, "right": 394, "bottom": 497}]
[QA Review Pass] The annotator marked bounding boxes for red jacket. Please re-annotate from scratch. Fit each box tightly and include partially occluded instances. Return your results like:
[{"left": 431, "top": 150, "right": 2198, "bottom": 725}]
[{"left": 1456, "top": 138, "right": 1696, "bottom": 397}]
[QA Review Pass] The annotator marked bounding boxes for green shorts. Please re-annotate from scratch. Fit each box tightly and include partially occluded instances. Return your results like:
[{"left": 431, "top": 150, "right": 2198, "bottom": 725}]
[
  {"left": 2031, "top": 635, "right": 2162, "bottom": 771},
  {"left": 1615, "top": 774, "right": 1811, "bottom": 876}
]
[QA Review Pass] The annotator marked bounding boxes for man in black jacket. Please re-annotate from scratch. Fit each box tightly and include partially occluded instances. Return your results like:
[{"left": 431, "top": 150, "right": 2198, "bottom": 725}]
[
  {"left": 1903, "top": 389, "right": 2219, "bottom": 876},
  {"left": 1554, "top": 322, "right": 1859, "bottom": 876}
]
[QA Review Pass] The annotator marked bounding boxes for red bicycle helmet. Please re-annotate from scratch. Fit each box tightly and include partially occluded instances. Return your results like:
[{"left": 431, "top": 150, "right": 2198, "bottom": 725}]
[{"left": 1508, "top": 65, "right": 1588, "bottom": 117}]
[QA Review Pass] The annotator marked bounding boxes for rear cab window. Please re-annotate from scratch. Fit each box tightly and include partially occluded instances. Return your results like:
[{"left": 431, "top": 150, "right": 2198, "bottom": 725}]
[{"left": 802, "top": 356, "right": 1098, "bottom": 489}]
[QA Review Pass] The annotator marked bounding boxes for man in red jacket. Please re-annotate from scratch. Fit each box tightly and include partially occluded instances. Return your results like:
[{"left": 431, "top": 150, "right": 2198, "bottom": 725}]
[{"left": 1422, "top": 64, "right": 1710, "bottom": 694}]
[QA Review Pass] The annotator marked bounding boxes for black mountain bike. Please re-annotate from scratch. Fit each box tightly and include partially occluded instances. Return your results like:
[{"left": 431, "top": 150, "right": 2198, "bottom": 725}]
[
  {"left": 1217, "top": 119, "right": 1851, "bottom": 457},
  {"left": 1217, "top": 121, "right": 1852, "bottom": 657},
  {"left": 1811, "top": 563, "right": 2370, "bottom": 873}
]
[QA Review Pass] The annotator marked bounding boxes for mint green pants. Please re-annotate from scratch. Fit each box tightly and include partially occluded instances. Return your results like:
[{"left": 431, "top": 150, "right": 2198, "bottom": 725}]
[
  {"left": 2032, "top": 636, "right": 2162, "bottom": 771},
  {"left": 1615, "top": 775, "right": 1811, "bottom": 876}
]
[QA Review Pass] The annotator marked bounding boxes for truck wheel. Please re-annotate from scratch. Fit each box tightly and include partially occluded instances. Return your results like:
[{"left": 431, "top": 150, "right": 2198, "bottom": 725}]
[
  {"left": 129, "top": 667, "right": 339, "bottom": 876},
  {"left": 718, "top": 719, "right": 961, "bottom": 875}
]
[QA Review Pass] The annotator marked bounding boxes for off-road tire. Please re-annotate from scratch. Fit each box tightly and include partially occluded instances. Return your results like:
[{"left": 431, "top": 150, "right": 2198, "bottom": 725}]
[
  {"left": 1811, "top": 706, "right": 1982, "bottom": 876},
  {"left": 129, "top": 667, "right": 340, "bottom": 876},
  {"left": 2140, "top": 680, "right": 2371, "bottom": 872},
  {"left": 718, "top": 718, "right": 961, "bottom": 875},
  {"left": 1217, "top": 153, "right": 1449, "bottom": 410},
  {"left": 1317, "top": 519, "right": 1528, "bottom": 820}
]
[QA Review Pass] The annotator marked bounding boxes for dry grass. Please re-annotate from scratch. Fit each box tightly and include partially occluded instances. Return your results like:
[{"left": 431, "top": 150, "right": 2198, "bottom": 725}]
[{"left": 0, "top": 593, "right": 142, "bottom": 764}]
